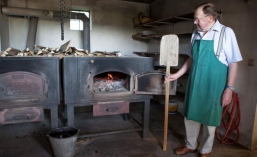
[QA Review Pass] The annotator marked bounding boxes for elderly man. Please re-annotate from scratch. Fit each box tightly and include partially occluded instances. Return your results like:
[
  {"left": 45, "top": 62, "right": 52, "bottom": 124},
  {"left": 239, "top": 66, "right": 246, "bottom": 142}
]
[{"left": 165, "top": 2, "right": 242, "bottom": 157}]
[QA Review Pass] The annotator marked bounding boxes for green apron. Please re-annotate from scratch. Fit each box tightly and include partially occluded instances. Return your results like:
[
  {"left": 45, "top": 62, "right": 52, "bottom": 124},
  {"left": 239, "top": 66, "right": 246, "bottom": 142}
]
[{"left": 183, "top": 27, "right": 227, "bottom": 126}]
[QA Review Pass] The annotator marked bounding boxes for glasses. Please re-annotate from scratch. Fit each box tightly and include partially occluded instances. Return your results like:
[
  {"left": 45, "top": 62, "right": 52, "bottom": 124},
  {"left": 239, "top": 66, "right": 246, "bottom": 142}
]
[{"left": 194, "top": 15, "right": 209, "bottom": 22}]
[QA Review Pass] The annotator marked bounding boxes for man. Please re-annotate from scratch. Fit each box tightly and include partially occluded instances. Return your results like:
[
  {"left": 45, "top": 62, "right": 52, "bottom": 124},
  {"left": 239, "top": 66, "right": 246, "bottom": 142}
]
[{"left": 165, "top": 2, "right": 242, "bottom": 157}]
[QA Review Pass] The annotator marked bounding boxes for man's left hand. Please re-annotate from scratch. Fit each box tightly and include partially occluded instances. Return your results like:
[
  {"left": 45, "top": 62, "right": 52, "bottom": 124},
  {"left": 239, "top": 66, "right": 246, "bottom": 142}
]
[{"left": 222, "top": 88, "right": 233, "bottom": 107}]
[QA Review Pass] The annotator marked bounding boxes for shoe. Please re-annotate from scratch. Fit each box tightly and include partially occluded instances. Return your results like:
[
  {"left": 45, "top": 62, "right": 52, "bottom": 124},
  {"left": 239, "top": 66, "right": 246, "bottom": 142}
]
[
  {"left": 201, "top": 153, "right": 210, "bottom": 157},
  {"left": 174, "top": 146, "right": 197, "bottom": 155}
]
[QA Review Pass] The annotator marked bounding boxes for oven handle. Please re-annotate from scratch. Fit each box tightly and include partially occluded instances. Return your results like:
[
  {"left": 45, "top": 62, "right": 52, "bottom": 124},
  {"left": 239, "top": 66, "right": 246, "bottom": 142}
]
[
  {"left": 106, "top": 107, "right": 119, "bottom": 112},
  {"left": 13, "top": 114, "right": 30, "bottom": 120}
]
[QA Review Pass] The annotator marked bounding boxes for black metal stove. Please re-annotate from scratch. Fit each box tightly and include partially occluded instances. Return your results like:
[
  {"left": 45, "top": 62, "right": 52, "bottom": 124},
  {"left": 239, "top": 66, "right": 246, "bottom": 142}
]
[
  {"left": 63, "top": 56, "right": 176, "bottom": 139},
  {"left": 0, "top": 57, "right": 60, "bottom": 128}
]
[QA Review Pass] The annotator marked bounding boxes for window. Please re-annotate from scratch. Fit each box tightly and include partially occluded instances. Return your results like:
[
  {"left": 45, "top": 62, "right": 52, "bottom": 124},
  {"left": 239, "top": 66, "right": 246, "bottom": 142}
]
[{"left": 70, "top": 10, "right": 90, "bottom": 31}]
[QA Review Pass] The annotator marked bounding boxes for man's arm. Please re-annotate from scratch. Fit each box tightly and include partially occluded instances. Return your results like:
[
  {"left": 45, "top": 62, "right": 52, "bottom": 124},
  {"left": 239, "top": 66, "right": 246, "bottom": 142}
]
[
  {"left": 165, "top": 57, "right": 192, "bottom": 82},
  {"left": 222, "top": 62, "right": 238, "bottom": 107}
]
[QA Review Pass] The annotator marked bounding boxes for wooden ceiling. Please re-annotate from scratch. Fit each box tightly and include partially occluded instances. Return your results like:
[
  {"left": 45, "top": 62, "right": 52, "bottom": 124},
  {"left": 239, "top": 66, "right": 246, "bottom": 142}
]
[{"left": 120, "top": 0, "right": 157, "bottom": 4}]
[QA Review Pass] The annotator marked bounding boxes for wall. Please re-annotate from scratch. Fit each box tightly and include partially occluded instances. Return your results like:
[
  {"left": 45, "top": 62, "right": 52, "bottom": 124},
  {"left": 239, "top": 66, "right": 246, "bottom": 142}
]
[
  {"left": 150, "top": 0, "right": 257, "bottom": 150},
  {"left": 0, "top": 0, "right": 149, "bottom": 55}
]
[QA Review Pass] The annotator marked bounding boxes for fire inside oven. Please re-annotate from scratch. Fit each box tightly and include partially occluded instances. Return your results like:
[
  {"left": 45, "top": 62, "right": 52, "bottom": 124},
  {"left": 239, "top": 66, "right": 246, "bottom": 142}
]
[{"left": 93, "top": 71, "right": 130, "bottom": 92}]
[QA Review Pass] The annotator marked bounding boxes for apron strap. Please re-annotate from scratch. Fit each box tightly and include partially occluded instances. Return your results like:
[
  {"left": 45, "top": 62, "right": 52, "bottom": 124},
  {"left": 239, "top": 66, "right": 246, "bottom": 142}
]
[
  {"left": 216, "top": 26, "right": 226, "bottom": 58},
  {"left": 191, "top": 29, "right": 198, "bottom": 46}
]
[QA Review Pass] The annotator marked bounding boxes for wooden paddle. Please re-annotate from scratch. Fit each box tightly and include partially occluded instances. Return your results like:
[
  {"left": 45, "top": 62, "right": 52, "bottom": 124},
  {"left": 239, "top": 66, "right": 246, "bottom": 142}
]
[{"left": 159, "top": 35, "right": 179, "bottom": 151}]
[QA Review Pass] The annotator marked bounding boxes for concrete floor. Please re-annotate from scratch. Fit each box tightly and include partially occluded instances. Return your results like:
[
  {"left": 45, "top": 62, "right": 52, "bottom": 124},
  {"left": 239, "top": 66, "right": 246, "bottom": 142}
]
[{"left": 0, "top": 100, "right": 256, "bottom": 157}]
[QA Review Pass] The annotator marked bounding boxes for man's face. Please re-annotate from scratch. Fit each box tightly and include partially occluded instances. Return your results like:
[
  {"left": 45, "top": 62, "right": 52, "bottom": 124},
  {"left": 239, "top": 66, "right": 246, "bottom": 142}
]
[{"left": 194, "top": 7, "right": 212, "bottom": 32}]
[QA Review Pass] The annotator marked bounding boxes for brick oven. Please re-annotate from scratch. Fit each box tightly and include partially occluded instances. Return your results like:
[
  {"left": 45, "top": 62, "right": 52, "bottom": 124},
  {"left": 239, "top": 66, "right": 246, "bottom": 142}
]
[
  {"left": 63, "top": 56, "right": 176, "bottom": 138},
  {"left": 0, "top": 57, "right": 60, "bottom": 128}
]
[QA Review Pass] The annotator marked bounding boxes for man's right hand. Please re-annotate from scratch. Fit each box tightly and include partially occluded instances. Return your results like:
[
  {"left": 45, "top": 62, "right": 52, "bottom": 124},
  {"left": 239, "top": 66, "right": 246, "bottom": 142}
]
[{"left": 165, "top": 73, "right": 179, "bottom": 83}]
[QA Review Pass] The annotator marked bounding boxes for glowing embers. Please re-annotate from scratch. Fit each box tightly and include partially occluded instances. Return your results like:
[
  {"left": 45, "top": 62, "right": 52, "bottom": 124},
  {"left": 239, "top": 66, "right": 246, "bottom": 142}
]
[{"left": 93, "top": 72, "right": 129, "bottom": 92}]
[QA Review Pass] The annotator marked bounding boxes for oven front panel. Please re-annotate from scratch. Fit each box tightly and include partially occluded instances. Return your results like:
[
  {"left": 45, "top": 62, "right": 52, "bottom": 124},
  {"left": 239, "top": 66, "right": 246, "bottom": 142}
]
[
  {"left": 63, "top": 57, "right": 154, "bottom": 104},
  {"left": 0, "top": 57, "right": 60, "bottom": 106}
]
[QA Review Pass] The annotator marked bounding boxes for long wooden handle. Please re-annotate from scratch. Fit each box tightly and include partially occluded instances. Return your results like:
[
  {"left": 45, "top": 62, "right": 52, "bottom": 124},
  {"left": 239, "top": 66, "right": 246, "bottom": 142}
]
[
  {"left": 163, "top": 67, "right": 170, "bottom": 151},
  {"left": 160, "top": 34, "right": 178, "bottom": 151}
]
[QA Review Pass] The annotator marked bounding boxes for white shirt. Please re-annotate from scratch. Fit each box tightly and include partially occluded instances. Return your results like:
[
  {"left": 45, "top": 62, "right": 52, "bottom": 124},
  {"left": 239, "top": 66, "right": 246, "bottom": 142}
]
[{"left": 186, "top": 20, "right": 243, "bottom": 66}]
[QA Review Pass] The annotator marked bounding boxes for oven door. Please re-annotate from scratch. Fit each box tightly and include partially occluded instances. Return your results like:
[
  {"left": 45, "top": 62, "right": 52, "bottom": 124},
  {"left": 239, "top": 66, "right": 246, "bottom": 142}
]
[
  {"left": 134, "top": 71, "right": 176, "bottom": 95},
  {"left": 0, "top": 71, "right": 47, "bottom": 102}
]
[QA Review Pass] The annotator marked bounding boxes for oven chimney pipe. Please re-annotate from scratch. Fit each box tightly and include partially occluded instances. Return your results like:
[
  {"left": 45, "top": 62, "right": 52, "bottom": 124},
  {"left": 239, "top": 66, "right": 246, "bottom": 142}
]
[
  {"left": 1, "top": 6, "right": 90, "bottom": 52},
  {"left": 27, "top": 17, "right": 38, "bottom": 50}
]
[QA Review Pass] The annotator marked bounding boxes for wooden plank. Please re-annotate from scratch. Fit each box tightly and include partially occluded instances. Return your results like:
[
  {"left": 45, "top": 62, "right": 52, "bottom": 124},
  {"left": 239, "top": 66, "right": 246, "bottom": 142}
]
[
  {"left": 4, "top": 47, "right": 20, "bottom": 56},
  {"left": 251, "top": 103, "right": 257, "bottom": 150},
  {"left": 59, "top": 40, "right": 71, "bottom": 52},
  {"left": 160, "top": 35, "right": 179, "bottom": 66}
]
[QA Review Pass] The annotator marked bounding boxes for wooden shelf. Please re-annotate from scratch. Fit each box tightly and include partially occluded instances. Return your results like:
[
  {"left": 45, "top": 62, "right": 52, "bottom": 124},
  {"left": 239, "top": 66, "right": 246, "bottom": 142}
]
[
  {"left": 133, "top": 51, "right": 159, "bottom": 57},
  {"left": 132, "top": 32, "right": 192, "bottom": 41},
  {"left": 134, "top": 12, "right": 194, "bottom": 29},
  {"left": 132, "top": 13, "right": 194, "bottom": 41}
]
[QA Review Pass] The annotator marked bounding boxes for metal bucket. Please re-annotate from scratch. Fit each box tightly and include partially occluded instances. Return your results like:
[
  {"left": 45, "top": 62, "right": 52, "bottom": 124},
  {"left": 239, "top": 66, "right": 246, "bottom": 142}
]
[
  {"left": 47, "top": 127, "right": 79, "bottom": 157},
  {"left": 168, "top": 101, "right": 178, "bottom": 114}
]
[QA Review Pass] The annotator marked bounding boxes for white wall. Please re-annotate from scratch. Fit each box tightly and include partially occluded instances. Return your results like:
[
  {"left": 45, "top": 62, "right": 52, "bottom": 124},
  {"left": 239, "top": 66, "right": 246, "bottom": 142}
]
[
  {"left": 0, "top": 0, "right": 149, "bottom": 55},
  {"left": 150, "top": 0, "right": 257, "bottom": 150}
]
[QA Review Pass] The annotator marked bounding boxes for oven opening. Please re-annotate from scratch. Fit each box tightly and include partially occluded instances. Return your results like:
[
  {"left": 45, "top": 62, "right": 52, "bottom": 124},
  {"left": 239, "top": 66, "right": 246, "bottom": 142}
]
[{"left": 93, "top": 71, "right": 130, "bottom": 92}]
